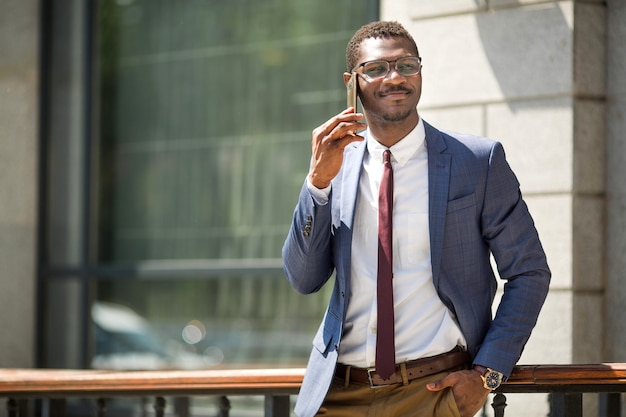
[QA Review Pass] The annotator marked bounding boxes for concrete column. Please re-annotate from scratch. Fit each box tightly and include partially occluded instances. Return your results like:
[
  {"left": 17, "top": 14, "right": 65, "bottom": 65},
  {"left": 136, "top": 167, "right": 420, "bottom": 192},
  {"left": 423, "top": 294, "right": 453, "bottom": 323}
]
[
  {"left": 605, "top": 0, "right": 626, "bottom": 364},
  {"left": 571, "top": 0, "right": 606, "bottom": 365},
  {"left": 0, "top": 0, "right": 39, "bottom": 368}
]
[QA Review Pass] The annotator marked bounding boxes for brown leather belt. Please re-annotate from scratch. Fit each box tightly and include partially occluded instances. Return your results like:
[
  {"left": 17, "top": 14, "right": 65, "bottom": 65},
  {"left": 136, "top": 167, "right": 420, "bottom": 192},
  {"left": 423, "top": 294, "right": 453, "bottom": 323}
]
[{"left": 335, "top": 347, "right": 469, "bottom": 388}]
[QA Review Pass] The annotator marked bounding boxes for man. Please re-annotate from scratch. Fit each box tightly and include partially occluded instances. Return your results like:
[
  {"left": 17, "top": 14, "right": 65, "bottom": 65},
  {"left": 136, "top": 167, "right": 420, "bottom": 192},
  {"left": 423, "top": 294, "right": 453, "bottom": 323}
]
[{"left": 282, "top": 21, "right": 550, "bottom": 417}]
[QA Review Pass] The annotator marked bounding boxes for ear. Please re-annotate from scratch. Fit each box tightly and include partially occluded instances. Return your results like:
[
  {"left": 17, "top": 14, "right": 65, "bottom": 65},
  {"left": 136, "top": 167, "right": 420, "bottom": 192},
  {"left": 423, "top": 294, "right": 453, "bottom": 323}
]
[{"left": 343, "top": 72, "right": 352, "bottom": 86}]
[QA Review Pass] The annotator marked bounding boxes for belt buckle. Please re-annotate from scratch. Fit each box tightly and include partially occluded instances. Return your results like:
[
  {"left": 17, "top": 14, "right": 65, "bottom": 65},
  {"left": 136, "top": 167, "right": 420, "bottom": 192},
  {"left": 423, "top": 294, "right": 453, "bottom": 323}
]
[{"left": 367, "top": 368, "right": 390, "bottom": 389}]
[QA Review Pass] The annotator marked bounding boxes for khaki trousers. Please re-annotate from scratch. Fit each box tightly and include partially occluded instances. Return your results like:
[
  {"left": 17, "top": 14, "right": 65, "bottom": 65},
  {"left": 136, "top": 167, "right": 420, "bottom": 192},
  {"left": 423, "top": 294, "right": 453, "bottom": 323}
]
[{"left": 315, "top": 371, "right": 461, "bottom": 417}]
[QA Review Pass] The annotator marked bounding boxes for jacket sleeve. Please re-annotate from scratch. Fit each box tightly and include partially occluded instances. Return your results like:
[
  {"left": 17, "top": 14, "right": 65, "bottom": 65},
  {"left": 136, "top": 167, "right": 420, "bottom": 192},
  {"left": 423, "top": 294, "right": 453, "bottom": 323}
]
[
  {"left": 473, "top": 142, "right": 551, "bottom": 378},
  {"left": 282, "top": 180, "right": 336, "bottom": 295}
]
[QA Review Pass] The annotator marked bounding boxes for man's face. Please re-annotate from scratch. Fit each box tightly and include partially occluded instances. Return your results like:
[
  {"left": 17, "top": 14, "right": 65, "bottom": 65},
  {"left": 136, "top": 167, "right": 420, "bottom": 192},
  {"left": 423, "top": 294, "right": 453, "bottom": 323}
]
[{"left": 349, "top": 36, "right": 422, "bottom": 124}]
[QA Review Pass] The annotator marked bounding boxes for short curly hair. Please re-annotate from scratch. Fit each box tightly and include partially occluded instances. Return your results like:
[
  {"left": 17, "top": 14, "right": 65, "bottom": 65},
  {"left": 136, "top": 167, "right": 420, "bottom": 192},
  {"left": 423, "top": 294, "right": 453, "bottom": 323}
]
[{"left": 346, "top": 21, "right": 419, "bottom": 72}]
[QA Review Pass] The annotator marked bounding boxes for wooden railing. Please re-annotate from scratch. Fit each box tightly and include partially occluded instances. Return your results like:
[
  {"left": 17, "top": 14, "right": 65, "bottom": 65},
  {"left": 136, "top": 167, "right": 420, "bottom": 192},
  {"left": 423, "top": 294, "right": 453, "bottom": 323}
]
[
  {"left": 497, "top": 364, "right": 626, "bottom": 417},
  {"left": 0, "top": 364, "right": 624, "bottom": 417}
]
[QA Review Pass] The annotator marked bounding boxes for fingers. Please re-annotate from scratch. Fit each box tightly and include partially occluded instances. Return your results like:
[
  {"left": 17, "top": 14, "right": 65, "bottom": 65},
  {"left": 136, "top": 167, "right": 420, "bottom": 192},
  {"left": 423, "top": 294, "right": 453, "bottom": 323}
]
[
  {"left": 426, "top": 373, "right": 458, "bottom": 391},
  {"left": 430, "top": 371, "right": 489, "bottom": 417},
  {"left": 312, "top": 111, "right": 366, "bottom": 158},
  {"left": 315, "top": 110, "right": 366, "bottom": 142},
  {"left": 308, "top": 110, "right": 367, "bottom": 189}
]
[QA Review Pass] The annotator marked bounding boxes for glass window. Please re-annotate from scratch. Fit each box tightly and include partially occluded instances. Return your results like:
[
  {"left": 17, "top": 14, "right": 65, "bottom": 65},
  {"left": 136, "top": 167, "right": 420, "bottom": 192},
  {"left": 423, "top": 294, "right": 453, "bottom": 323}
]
[{"left": 91, "top": 0, "right": 375, "bottom": 369}]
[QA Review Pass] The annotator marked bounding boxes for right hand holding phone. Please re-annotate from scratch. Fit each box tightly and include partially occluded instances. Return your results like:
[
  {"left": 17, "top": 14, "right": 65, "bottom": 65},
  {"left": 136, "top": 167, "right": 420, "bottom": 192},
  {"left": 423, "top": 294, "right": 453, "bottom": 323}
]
[{"left": 308, "top": 108, "right": 366, "bottom": 189}]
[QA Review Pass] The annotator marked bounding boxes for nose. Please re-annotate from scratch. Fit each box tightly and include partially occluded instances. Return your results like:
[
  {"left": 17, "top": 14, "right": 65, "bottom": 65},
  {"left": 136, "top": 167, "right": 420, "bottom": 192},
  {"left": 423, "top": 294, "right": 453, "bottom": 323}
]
[{"left": 383, "top": 66, "right": 406, "bottom": 83}]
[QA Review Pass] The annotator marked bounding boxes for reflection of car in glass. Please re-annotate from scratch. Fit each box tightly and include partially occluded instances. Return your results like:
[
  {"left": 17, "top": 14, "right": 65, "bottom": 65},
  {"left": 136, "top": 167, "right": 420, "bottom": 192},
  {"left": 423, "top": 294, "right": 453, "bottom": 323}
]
[
  {"left": 87, "top": 302, "right": 273, "bottom": 416},
  {"left": 87, "top": 302, "right": 305, "bottom": 416},
  {"left": 91, "top": 302, "right": 212, "bottom": 370}
]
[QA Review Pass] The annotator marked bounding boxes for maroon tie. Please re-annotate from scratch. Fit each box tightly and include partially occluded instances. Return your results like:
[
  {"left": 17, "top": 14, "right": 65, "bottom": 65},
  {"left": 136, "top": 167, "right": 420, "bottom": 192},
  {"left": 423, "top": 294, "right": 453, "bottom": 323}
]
[{"left": 376, "top": 149, "right": 395, "bottom": 380}]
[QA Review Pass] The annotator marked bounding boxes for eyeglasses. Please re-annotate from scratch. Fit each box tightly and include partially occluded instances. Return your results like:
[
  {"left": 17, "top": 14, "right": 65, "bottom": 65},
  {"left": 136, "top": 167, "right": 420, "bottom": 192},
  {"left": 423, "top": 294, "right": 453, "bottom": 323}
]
[{"left": 353, "top": 56, "right": 422, "bottom": 80}]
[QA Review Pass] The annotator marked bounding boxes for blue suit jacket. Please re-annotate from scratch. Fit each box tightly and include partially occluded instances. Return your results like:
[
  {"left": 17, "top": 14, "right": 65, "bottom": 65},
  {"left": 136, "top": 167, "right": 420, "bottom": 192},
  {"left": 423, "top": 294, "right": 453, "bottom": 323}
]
[{"left": 282, "top": 121, "right": 551, "bottom": 417}]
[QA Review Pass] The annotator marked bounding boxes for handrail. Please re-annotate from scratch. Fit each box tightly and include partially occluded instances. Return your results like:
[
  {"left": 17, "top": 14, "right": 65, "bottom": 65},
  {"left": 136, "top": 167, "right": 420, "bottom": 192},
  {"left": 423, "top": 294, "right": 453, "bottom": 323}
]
[
  {"left": 0, "top": 368, "right": 304, "bottom": 396},
  {"left": 0, "top": 364, "right": 624, "bottom": 417},
  {"left": 503, "top": 363, "right": 626, "bottom": 390}
]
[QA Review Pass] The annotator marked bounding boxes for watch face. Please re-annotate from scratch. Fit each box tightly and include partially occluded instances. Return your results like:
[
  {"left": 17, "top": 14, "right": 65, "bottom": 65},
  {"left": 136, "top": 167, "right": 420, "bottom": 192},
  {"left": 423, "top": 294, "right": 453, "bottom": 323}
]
[{"left": 485, "top": 371, "right": 501, "bottom": 389}]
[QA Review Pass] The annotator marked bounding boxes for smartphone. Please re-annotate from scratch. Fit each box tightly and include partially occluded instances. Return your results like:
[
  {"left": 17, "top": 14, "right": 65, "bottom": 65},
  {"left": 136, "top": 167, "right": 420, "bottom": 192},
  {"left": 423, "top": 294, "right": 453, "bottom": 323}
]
[{"left": 346, "top": 72, "right": 357, "bottom": 110}]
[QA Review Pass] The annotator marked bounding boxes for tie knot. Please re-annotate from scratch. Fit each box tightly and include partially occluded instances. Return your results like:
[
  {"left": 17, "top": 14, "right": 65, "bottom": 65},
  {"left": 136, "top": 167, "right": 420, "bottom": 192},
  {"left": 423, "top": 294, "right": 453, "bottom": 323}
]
[{"left": 383, "top": 149, "right": 391, "bottom": 164}]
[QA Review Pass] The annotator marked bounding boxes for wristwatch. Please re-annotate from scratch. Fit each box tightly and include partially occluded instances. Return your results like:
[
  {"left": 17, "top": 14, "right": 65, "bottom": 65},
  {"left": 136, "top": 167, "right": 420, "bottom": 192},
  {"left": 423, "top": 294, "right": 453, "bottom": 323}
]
[{"left": 473, "top": 365, "right": 504, "bottom": 390}]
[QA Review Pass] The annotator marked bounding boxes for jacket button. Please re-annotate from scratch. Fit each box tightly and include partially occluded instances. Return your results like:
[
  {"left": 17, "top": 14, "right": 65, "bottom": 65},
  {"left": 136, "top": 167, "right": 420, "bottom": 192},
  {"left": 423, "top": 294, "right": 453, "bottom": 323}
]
[{"left": 302, "top": 215, "right": 313, "bottom": 236}]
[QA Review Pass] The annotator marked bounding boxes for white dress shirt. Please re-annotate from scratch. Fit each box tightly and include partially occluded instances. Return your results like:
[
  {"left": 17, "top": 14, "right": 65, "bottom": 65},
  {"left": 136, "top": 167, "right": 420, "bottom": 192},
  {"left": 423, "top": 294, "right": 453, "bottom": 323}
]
[{"left": 308, "top": 118, "right": 466, "bottom": 368}]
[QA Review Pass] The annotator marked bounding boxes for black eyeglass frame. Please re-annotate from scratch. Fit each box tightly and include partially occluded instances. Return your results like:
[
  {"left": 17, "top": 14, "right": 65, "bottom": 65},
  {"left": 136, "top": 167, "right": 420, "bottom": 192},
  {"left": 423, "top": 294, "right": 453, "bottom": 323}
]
[{"left": 351, "top": 56, "right": 422, "bottom": 80}]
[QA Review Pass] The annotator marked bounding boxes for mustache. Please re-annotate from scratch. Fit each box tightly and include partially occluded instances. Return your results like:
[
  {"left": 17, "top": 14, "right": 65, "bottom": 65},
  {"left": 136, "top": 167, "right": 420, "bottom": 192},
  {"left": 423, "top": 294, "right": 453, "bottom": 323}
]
[{"left": 380, "top": 86, "right": 412, "bottom": 96}]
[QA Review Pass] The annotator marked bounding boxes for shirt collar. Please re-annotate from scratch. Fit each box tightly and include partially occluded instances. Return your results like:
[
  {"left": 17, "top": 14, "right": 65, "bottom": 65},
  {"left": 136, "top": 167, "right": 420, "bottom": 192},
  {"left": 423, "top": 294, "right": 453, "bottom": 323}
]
[{"left": 366, "top": 117, "right": 426, "bottom": 167}]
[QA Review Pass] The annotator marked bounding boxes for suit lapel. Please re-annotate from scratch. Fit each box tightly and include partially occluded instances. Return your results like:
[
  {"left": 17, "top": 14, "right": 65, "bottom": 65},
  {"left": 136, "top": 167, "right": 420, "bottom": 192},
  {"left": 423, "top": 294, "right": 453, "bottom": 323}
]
[
  {"left": 339, "top": 138, "right": 367, "bottom": 230},
  {"left": 425, "top": 122, "right": 451, "bottom": 286}
]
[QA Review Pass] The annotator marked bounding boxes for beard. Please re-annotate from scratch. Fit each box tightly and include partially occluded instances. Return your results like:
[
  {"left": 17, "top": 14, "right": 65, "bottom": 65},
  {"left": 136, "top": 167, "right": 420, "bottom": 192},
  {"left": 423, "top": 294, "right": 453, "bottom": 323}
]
[
  {"left": 381, "top": 107, "right": 413, "bottom": 122},
  {"left": 363, "top": 89, "right": 419, "bottom": 124}
]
